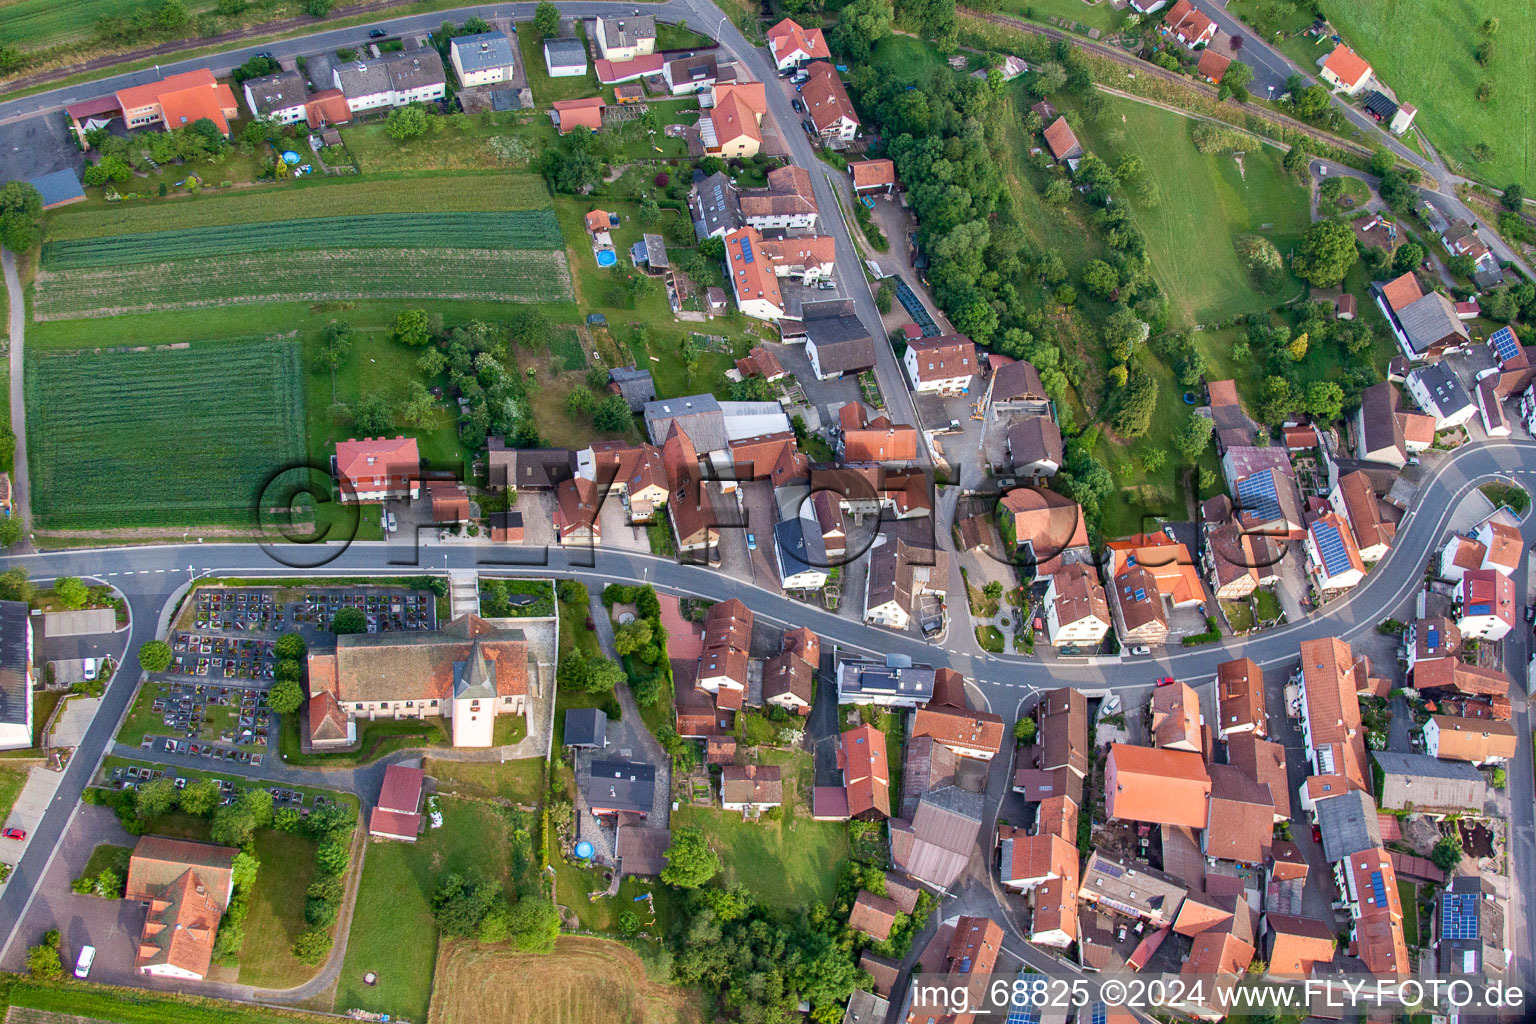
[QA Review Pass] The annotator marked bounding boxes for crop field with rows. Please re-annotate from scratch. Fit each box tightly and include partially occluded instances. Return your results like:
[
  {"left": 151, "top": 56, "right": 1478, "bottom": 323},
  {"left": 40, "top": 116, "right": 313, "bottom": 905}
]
[
  {"left": 44, "top": 174, "right": 554, "bottom": 241},
  {"left": 33, "top": 248, "right": 573, "bottom": 319},
  {"left": 26, "top": 338, "right": 305, "bottom": 528},
  {"left": 41, "top": 210, "right": 564, "bottom": 269}
]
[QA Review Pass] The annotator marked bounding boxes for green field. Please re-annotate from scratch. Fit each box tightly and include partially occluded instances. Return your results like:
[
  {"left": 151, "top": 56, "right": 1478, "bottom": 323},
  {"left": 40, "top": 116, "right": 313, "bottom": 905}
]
[
  {"left": 1078, "top": 97, "right": 1312, "bottom": 325},
  {"left": 335, "top": 798, "right": 514, "bottom": 1022},
  {"left": 26, "top": 337, "right": 304, "bottom": 528},
  {"left": 1319, "top": 0, "right": 1534, "bottom": 190},
  {"left": 237, "top": 828, "right": 322, "bottom": 989},
  {"left": 997, "top": 0, "right": 1127, "bottom": 35},
  {"left": 45, "top": 174, "right": 554, "bottom": 241},
  {"left": 4, "top": 979, "right": 340, "bottom": 1024},
  {"left": 669, "top": 750, "right": 849, "bottom": 908},
  {"left": 41, "top": 211, "right": 563, "bottom": 269},
  {"left": 0, "top": 0, "right": 198, "bottom": 50}
]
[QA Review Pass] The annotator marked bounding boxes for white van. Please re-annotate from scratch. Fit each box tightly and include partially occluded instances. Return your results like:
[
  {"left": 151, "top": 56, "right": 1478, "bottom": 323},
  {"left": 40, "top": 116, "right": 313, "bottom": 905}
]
[{"left": 74, "top": 944, "right": 95, "bottom": 978}]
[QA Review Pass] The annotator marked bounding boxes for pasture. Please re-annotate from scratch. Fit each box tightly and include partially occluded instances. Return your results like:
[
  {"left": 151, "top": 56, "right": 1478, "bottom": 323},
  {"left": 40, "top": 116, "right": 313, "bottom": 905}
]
[
  {"left": 44, "top": 174, "right": 553, "bottom": 241},
  {"left": 25, "top": 337, "right": 305, "bottom": 528},
  {"left": 1076, "top": 96, "right": 1311, "bottom": 325},
  {"left": 428, "top": 937, "right": 703, "bottom": 1024},
  {"left": 0, "top": 0, "right": 196, "bottom": 51},
  {"left": 32, "top": 247, "right": 573, "bottom": 319},
  {"left": 1320, "top": 0, "right": 1533, "bottom": 191}
]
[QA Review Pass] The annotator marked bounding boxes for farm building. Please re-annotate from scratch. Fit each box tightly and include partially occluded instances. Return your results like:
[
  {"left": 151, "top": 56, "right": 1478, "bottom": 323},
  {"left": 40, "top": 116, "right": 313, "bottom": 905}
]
[{"left": 27, "top": 169, "right": 85, "bottom": 210}]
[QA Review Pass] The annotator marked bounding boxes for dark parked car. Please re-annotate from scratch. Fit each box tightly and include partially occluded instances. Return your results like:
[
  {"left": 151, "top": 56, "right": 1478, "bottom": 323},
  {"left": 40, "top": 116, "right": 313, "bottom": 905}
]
[
  {"left": 369, "top": 28, "right": 388, "bottom": 38},
  {"left": 791, "top": 98, "right": 805, "bottom": 113}
]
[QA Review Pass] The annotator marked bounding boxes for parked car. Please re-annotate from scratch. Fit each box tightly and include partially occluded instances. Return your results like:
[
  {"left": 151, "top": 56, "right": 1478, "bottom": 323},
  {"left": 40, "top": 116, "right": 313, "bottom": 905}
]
[
  {"left": 74, "top": 945, "right": 95, "bottom": 979},
  {"left": 1129, "top": 646, "right": 1150, "bottom": 656},
  {"left": 2, "top": 827, "right": 25, "bottom": 841},
  {"left": 1525, "top": 605, "right": 1535, "bottom": 624},
  {"left": 1155, "top": 676, "right": 1176, "bottom": 687},
  {"left": 369, "top": 28, "right": 388, "bottom": 37},
  {"left": 803, "top": 119, "right": 817, "bottom": 135},
  {"left": 82, "top": 658, "right": 97, "bottom": 681},
  {"left": 386, "top": 512, "right": 397, "bottom": 533},
  {"left": 746, "top": 533, "right": 756, "bottom": 551},
  {"left": 791, "top": 98, "right": 805, "bottom": 113}
]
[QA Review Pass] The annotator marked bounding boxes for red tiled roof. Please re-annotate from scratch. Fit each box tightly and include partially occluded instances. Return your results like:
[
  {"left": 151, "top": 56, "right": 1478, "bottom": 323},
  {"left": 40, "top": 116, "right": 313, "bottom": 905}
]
[
  {"left": 1322, "top": 44, "right": 1372, "bottom": 88},
  {"left": 850, "top": 158, "right": 896, "bottom": 189},
  {"left": 842, "top": 723, "right": 890, "bottom": 818},
  {"left": 1042, "top": 116, "right": 1080, "bottom": 160}
]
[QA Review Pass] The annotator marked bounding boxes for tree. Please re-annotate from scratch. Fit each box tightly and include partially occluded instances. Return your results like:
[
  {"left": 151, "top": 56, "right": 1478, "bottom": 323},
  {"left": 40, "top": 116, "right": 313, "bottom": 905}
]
[
  {"left": 1174, "top": 413, "right": 1214, "bottom": 462},
  {"left": 1014, "top": 717, "right": 1037, "bottom": 744},
  {"left": 385, "top": 104, "right": 432, "bottom": 141},
  {"left": 507, "top": 896, "right": 561, "bottom": 953},
  {"left": 1102, "top": 306, "right": 1149, "bottom": 362},
  {"left": 135, "top": 777, "right": 179, "bottom": 820},
  {"left": 53, "top": 576, "right": 89, "bottom": 609},
  {"left": 138, "top": 640, "right": 173, "bottom": 674},
  {"left": 534, "top": 0, "right": 560, "bottom": 36},
  {"left": 1234, "top": 234, "right": 1283, "bottom": 289},
  {"left": 1282, "top": 140, "right": 1312, "bottom": 182},
  {"left": 1223, "top": 61, "right": 1253, "bottom": 94},
  {"left": 268, "top": 677, "right": 305, "bottom": 715},
  {"left": 831, "top": 0, "right": 893, "bottom": 61},
  {"left": 1286, "top": 332, "right": 1309, "bottom": 361},
  {"left": 1304, "top": 381, "right": 1344, "bottom": 424},
  {"left": 612, "top": 619, "right": 654, "bottom": 656},
  {"left": 1501, "top": 183, "right": 1526, "bottom": 211},
  {"left": 433, "top": 872, "right": 500, "bottom": 935},
  {"left": 1081, "top": 259, "right": 1119, "bottom": 299},
  {"left": 155, "top": 0, "right": 189, "bottom": 31},
  {"left": 1474, "top": 40, "right": 1494, "bottom": 66},
  {"left": 593, "top": 394, "right": 633, "bottom": 432},
  {"left": 1043, "top": 178, "right": 1073, "bottom": 206},
  {"left": 1256, "top": 375, "right": 1295, "bottom": 425},
  {"left": 353, "top": 393, "right": 390, "bottom": 436},
  {"left": 1111, "top": 370, "right": 1158, "bottom": 438},
  {"left": 1392, "top": 242, "right": 1424, "bottom": 274},
  {"left": 982, "top": 580, "right": 1004, "bottom": 601},
  {"left": 179, "top": 778, "right": 222, "bottom": 816},
  {"left": 661, "top": 827, "right": 720, "bottom": 889},
  {"left": 0, "top": 181, "right": 43, "bottom": 253},
  {"left": 392, "top": 308, "right": 432, "bottom": 346},
  {"left": 1431, "top": 834, "right": 1463, "bottom": 872},
  {"left": 292, "top": 927, "right": 332, "bottom": 964},
  {"left": 275, "top": 632, "right": 307, "bottom": 660},
  {"left": 1293, "top": 220, "right": 1358, "bottom": 287},
  {"left": 211, "top": 788, "right": 274, "bottom": 846},
  {"left": 232, "top": 54, "right": 278, "bottom": 83},
  {"left": 332, "top": 607, "right": 367, "bottom": 634}
]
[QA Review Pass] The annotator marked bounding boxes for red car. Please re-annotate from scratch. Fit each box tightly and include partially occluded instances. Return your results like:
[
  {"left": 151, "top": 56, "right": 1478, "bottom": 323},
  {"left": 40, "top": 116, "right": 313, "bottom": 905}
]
[
  {"left": 2, "top": 827, "right": 25, "bottom": 841},
  {"left": 1155, "top": 677, "right": 1176, "bottom": 687}
]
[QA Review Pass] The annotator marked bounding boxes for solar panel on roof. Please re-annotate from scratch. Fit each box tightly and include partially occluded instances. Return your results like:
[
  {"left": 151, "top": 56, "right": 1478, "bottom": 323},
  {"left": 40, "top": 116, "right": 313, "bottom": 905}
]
[
  {"left": 1133, "top": 588, "right": 1146, "bottom": 602},
  {"left": 1489, "top": 326, "right": 1520, "bottom": 363},
  {"left": 1442, "top": 892, "right": 1480, "bottom": 940},
  {"left": 1369, "top": 870, "right": 1387, "bottom": 906},
  {"left": 1236, "top": 470, "right": 1282, "bottom": 522},
  {"left": 1091, "top": 1003, "right": 1108, "bottom": 1024},
  {"left": 1313, "top": 521, "right": 1352, "bottom": 577},
  {"left": 739, "top": 237, "right": 754, "bottom": 263}
]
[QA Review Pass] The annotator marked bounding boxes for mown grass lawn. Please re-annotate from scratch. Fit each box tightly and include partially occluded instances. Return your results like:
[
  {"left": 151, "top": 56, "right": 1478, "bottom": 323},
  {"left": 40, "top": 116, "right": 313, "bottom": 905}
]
[
  {"left": 1319, "top": 0, "right": 1534, "bottom": 191},
  {"left": 997, "top": 0, "right": 1128, "bottom": 34},
  {"left": 519, "top": 24, "right": 603, "bottom": 105},
  {"left": 423, "top": 757, "right": 545, "bottom": 804},
  {"left": 78, "top": 842, "right": 133, "bottom": 881},
  {"left": 334, "top": 798, "right": 513, "bottom": 1022},
  {"left": 670, "top": 750, "right": 849, "bottom": 908},
  {"left": 0, "top": 764, "right": 31, "bottom": 822},
  {"left": 237, "top": 829, "right": 320, "bottom": 989},
  {"left": 1075, "top": 96, "right": 1312, "bottom": 326},
  {"left": 6, "top": 978, "right": 340, "bottom": 1024}
]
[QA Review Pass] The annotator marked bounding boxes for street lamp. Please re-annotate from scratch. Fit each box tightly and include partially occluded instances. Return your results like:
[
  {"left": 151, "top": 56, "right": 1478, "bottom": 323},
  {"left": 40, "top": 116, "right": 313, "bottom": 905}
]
[{"left": 716, "top": 14, "right": 728, "bottom": 39}]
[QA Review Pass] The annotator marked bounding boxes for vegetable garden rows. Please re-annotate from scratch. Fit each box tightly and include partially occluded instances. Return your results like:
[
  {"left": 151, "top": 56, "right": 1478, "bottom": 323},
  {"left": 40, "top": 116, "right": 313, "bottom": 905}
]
[
  {"left": 26, "top": 338, "right": 305, "bottom": 529},
  {"left": 45, "top": 173, "right": 555, "bottom": 241},
  {"left": 32, "top": 248, "right": 574, "bottom": 319},
  {"left": 41, "top": 210, "right": 565, "bottom": 269}
]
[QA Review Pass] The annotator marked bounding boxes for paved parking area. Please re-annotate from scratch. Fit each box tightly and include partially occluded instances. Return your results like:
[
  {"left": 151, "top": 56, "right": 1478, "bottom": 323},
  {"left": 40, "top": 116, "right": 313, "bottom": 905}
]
[
  {"left": 514, "top": 492, "right": 558, "bottom": 552},
  {"left": 739, "top": 482, "right": 782, "bottom": 584},
  {"left": 0, "top": 114, "right": 82, "bottom": 187},
  {"left": 599, "top": 501, "right": 650, "bottom": 553},
  {"left": 1, "top": 768, "right": 66, "bottom": 876}
]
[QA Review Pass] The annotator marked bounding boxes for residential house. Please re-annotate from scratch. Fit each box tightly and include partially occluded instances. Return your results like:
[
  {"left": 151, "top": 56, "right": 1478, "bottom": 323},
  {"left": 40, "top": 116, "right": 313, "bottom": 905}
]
[
  {"left": 997, "top": 488, "right": 1090, "bottom": 575},
  {"left": 903, "top": 334, "right": 976, "bottom": 394},
  {"left": 703, "top": 82, "right": 768, "bottom": 158},
  {"left": 595, "top": 53, "right": 665, "bottom": 84},
  {"left": 644, "top": 395, "right": 728, "bottom": 452},
  {"left": 1077, "top": 850, "right": 1187, "bottom": 927},
  {"left": 1042, "top": 116, "right": 1082, "bottom": 163},
  {"left": 1473, "top": 517, "right": 1523, "bottom": 574},
  {"left": 997, "top": 823, "right": 1080, "bottom": 948},
  {"left": 722, "top": 227, "right": 784, "bottom": 321},
  {"left": 911, "top": 696, "right": 1005, "bottom": 760},
  {"left": 720, "top": 764, "right": 782, "bottom": 814},
  {"left": 1204, "top": 764, "right": 1274, "bottom": 865},
  {"left": 1215, "top": 657, "right": 1265, "bottom": 738},
  {"left": 1406, "top": 363, "right": 1475, "bottom": 430},
  {"left": 804, "top": 305, "right": 876, "bottom": 379},
  {"left": 333, "top": 436, "right": 420, "bottom": 502},
  {"left": 836, "top": 658, "right": 936, "bottom": 708},
  {"left": 585, "top": 759, "right": 656, "bottom": 816},
  {"left": 449, "top": 32, "right": 518, "bottom": 86},
  {"left": 552, "top": 96, "right": 606, "bottom": 133},
  {"left": 110, "top": 69, "right": 240, "bottom": 136},
  {"left": 594, "top": 15, "right": 656, "bottom": 61},
  {"left": 1042, "top": 564, "right": 1111, "bottom": 648},
  {"left": 695, "top": 598, "right": 751, "bottom": 710},
  {"left": 306, "top": 614, "right": 532, "bottom": 748},
  {"left": 303, "top": 89, "right": 351, "bottom": 127},
  {"left": 1411, "top": 655, "right": 1508, "bottom": 706},
  {"left": 1329, "top": 470, "right": 1394, "bottom": 561},
  {"left": 841, "top": 415, "right": 918, "bottom": 463},
  {"left": 1264, "top": 915, "right": 1337, "bottom": 978},
  {"left": 1197, "top": 48, "right": 1231, "bottom": 84},
  {"left": 774, "top": 513, "right": 829, "bottom": 591},
  {"left": 1374, "top": 272, "right": 1469, "bottom": 359},
  {"left": 1106, "top": 533, "right": 1203, "bottom": 643},
  {"left": 1036, "top": 688, "right": 1090, "bottom": 780},
  {"left": 1163, "top": 0, "right": 1217, "bottom": 48},
  {"left": 1296, "top": 637, "right": 1369, "bottom": 793},
  {"left": 1425, "top": 715, "right": 1516, "bottom": 765},
  {"left": 126, "top": 837, "right": 238, "bottom": 980},
  {"left": 542, "top": 36, "right": 589, "bottom": 78},
  {"left": 1456, "top": 568, "right": 1516, "bottom": 640},
  {"left": 1150, "top": 682, "right": 1201, "bottom": 752},
  {"left": 849, "top": 891, "right": 901, "bottom": 940},
  {"left": 368, "top": 763, "right": 424, "bottom": 841},
  {"left": 905, "top": 917, "right": 1003, "bottom": 1022},
  {"left": 740, "top": 164, "right": 818, "bottom": 231},
  {"left": 762, "top": 650, "right": 814, "bottom": 713},
  {"left": 1319, "top": 44, "right": 1373, "bottom": 94},
  {"left": 486, "top": 442, "right": 575, "bottom": 492},
  {"left": 1403, "top": 616, "right": 1461, "bottom": 671},
  {"left": 1371, "top": 751, "right": 1485, "bottom": 813},
  {"left": 0, "top": 602, "right": 33, "bottom": 751},
  {"left": 579, "top": 440, "right": 668, "bottom": 523},
  {"left": 242, "top": 69, "right": 309, "bottom": 123},
  {"left": 840, "top": 723, "right": 891, "bottom": 820},
  {"left": 690, "top": 171, "right": 743, "bottom": 239},
  {"left": 863, "top": 523, "right": 948, "bottom": 633},
  {"left": 554, "top": 477, "right": 601, "bottom": 543},
  {"left": 334, "top": 50, "right": 446, "bottom": 113},
  {"left": 1443, "top": 221, "right": 1503, "bottom": 286},
  {"left": 889, "top": 785, "right": 984, "bottom": 891},
  {"left": 756, "top": 233, "right": 837, "bottom": 282},
  {"left": 1232, "top": 467, "right": 1306, "bottom": 539},
  {"left": 801, "top": 63, "right": 859, "bottom": 143},
  {"left": 427, "top": 480, "right": 471, "bottom": 524},
  {"left": 1104, "top": 743, "right": 1210, "bottom": 828},
  {"left": 1354, "top": 381, "right": 1434, "bottom": 467},
  {"left": 1337, "top": 848, "right": 1408, "bottom": 977},
  {"left": 1314, "top": 789, "right": 1382, "bottom": 865},
  {"left": 735, "top": 346, "right": 786, "bottom": 383},
  {"left": 663, "top": 53, "right": 718, "bottom": 94},
  {"left": 607, "top": 366, "right": 656, "bottom": 411},
  {"left": 1227, "top": 732, "right": 1291, "bottom": 821},
  {"left": 1307, "top": 513, "right": 1366, "bottom": 591},
  {"left": 766, "top": 18, "right": 830, "bottom": 70},
  {"left": 1436, "top": 876, "right": 1505, "bottom": 979},
  {"left": 850, "top": 158, "right": 897, "bottom": 194},
  {"left": 1202, "top": 507, "right": 1278, "bottom": 602},
  {"left": 1112, "top": 565, "right": 1169, "bottom": 646}
]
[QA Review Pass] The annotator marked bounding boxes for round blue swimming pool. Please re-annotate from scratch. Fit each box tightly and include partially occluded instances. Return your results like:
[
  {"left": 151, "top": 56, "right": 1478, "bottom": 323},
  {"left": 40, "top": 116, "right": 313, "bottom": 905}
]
[
  {"left": 281, "top": 150, "right": 301, "bottom": 165},
  {"left": 575, "top": 841, "right": 595, "bottom": 859},
  {"left": 596, "top": 250, "right": 617, "bottom": 267}
]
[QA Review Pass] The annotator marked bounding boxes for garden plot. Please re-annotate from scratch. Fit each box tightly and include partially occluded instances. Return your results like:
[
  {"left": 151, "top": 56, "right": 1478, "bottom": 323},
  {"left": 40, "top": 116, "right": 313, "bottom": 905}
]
[
  {"left": 32, "top": 247, "right": 574, "bottom": 319},
  {"left": 25, "top": 337, "right": 305, "bottom": 529}
]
